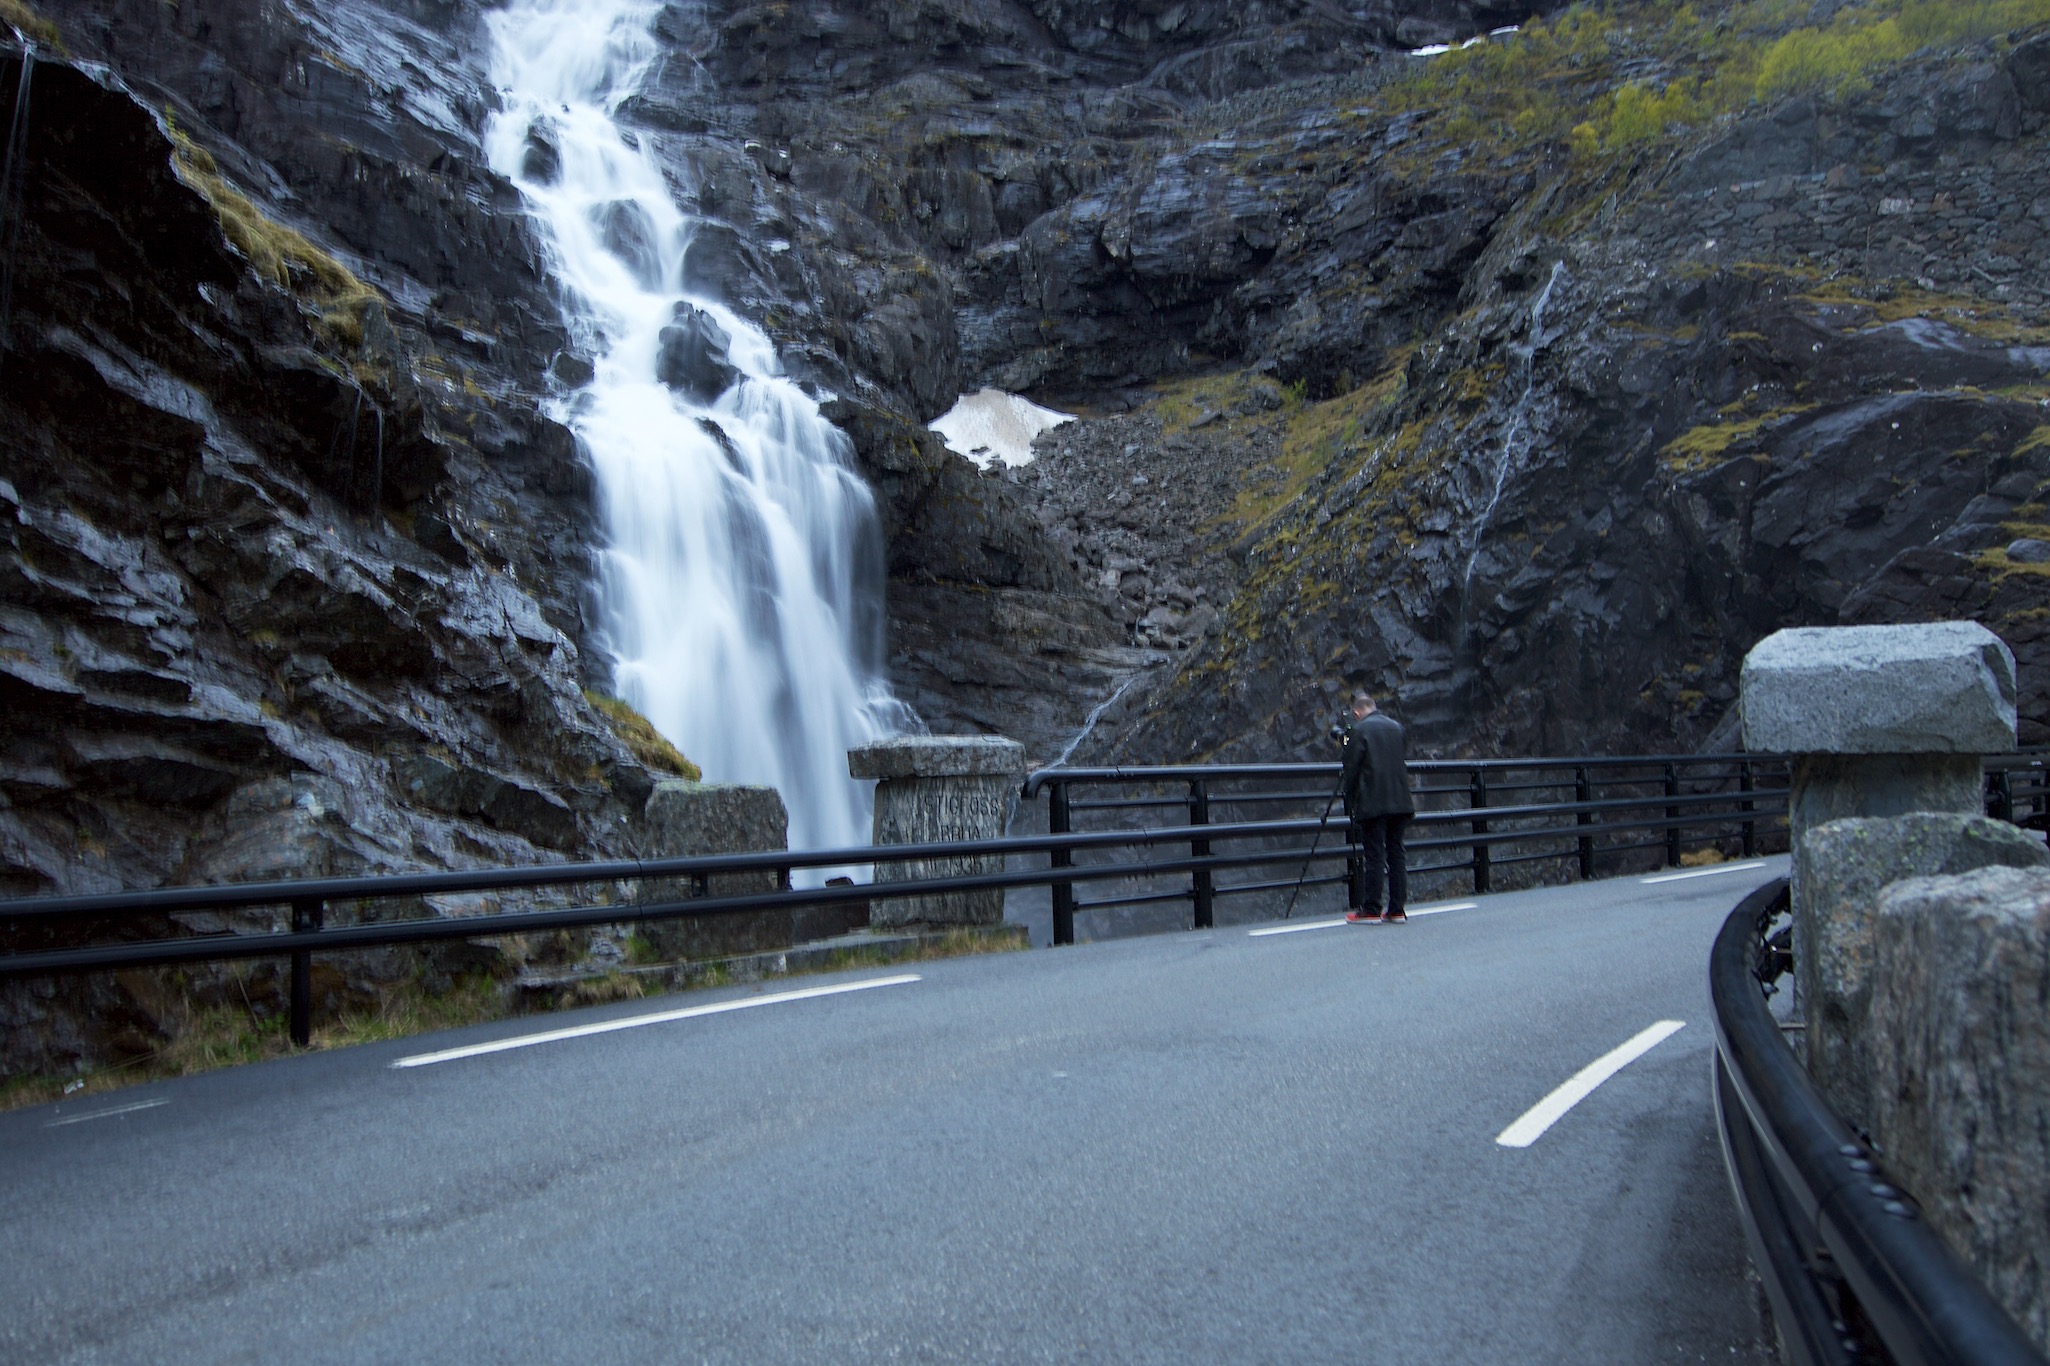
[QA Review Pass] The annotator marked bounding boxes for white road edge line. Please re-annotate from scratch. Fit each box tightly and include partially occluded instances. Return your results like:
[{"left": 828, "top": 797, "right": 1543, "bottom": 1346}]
[
  {"left": 1247, "top": 918, "right": 1345, "bottom": 936},
  {"left": 1640, "top": 860, "right": 1767, "bottom": 885},
  {"left": 390, "top": 974, "right": 923, "bottom": 1069},
  {"left": 1247, "top": 902, "right": 1478, "bottom": 936},
  {"left": 1495, "top": 1019, "right": 1686, "bottom": 1148},
  {"left": 44, "top": 1098, "right": 168, "bottom": 1128}
]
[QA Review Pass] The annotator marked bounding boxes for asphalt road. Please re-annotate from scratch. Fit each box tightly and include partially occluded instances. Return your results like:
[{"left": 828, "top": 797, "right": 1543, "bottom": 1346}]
[{"left": 1, "top": 858, "right": 1785, "bottom": 1364}]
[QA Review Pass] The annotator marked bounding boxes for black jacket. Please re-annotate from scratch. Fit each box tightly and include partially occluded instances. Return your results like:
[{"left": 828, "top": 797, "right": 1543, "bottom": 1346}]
[{"left": 1340, "top": 712, "right": 1415, "bottom": 819}]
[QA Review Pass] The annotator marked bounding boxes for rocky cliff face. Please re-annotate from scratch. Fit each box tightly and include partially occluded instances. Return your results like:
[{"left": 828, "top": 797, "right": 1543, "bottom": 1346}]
[
  {"left": 6, "top": 0, "right": 2050, "bottom": 1065},
  {"left": 1108, "top": 29, "right": 2050, "bottom": 763}
]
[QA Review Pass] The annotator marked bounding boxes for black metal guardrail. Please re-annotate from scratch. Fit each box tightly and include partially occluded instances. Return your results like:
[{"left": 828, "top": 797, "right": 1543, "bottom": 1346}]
[
  {"left": 1024, "top": 752, "right": 1794, "bottom": 944},
  {"left": 0, "top": 749, "right": 2035, "bottom": 1046},
  {"left": 1, "top": 750, "right": 1793, "bottom": 1044},
  {"left": 1711, "top": 878, "right": 2046, "bottom": 1365}
]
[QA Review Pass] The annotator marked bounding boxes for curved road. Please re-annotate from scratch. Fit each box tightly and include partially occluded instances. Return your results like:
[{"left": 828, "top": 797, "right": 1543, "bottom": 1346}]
[{"left": 2, "top": 860, "right": 1785, "bottom": 1363}]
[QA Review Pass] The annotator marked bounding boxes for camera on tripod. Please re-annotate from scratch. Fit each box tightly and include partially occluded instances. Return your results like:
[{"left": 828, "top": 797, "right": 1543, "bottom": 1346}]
[{"left": 1328, "top": 722, "right": 1348, "bottom": 745}]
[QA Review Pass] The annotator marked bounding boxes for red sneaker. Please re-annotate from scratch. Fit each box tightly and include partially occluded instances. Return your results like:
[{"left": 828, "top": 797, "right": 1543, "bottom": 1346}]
[
  {"left": 1344, "top": 911, "right": 1385, "bottom": 925},
  {"left": 1385, "top": 911, "right": 1409, "bottom": 924}
]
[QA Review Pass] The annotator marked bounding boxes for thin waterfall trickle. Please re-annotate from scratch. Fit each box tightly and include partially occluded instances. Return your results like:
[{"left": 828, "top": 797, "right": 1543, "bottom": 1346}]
[
  {"left": 484, "top": 0, "right": 916, "bottom": 868},
  {"left": 1048, "top": 673, "right": 1143, "bottom": 771},
  {"left": 1460, "top": 260, "right": 1567, "bottom": 603},
  {"left": 0, "top": 50, "right": 37, "bottom": 369}
]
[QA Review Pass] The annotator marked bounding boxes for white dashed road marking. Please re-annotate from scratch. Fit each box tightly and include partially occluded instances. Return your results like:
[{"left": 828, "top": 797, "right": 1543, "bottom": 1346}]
[
  {"left": 1640, "top": 861, "right": 1767, "bottom": 885},
  {"left": 1495, "top": 1020, "right": 1687, "bottom": 1148},
  {"left": 44, "top": 1099, "right": 169, "bottom": 1128},
  {"left": 391, "top": 975, "right": 923, "bottom": 1068},
  {"left": 1247, "top": 902, "right": 1479, "bottom": 936}
]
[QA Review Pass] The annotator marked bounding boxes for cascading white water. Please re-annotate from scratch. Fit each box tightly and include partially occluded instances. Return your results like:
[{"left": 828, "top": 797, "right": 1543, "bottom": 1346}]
[
  {"left": 484, "top": 0, "right": 916, "bottom": 863},
  {"left": 1461, "top": 260, "right": 1568, "bottom": 599}
]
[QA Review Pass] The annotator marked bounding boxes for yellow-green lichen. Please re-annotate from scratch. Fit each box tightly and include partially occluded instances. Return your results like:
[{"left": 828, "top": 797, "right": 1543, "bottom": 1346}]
[
  {"left": 583, "top": 691, "right": 702, "bottom": 780},
  {"left": 1663, "top": 405, "right": 1814, "bottom": 472},
  {"left": 166, "top": 122, "right": 384, "bottom": 350},
  {"left": 0, "top": 0, "right": 60, "bottom": 47}
]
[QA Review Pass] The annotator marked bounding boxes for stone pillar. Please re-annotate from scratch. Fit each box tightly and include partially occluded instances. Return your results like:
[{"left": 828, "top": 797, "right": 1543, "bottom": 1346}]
[
  {"left": 849, "top": 736, "right": 1027, "bottom": 928},
  {"left": 1789, "top": 813, "right": 2047, "bottom": 1130},
  {"left": 1739, "top": 621, "right": 2018, "bottom": 1060},
  {"left": 637, "top": 780, "right": 790, "bottom": 959},
  {"left": 1868, "top": 864, "right": 2050, "bottom": 1355}
]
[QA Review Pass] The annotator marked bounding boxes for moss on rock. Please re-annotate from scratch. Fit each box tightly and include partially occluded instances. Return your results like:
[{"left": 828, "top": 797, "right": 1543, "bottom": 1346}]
[{"left": 583, "top": 691, "right": 703, "bottom": 781}]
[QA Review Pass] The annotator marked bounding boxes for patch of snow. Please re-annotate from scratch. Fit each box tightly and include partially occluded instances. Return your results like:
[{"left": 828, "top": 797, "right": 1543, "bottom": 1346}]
[
  {"left": 1409, "top": 26, "right": 1515, "bottom": 57},
  {"left": 929, "top": 388, "right": 1075, "bottom": 469}
]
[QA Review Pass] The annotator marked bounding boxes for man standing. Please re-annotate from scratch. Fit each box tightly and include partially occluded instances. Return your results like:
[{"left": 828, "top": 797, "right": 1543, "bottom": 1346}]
[{"left": 1339, "top": 691, "right": 1416, "bottom": 925}]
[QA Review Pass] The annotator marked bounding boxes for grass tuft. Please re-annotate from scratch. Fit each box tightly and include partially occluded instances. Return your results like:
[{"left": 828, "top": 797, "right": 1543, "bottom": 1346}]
[
  {"left": 0, "top": 0, "right": 60, "bottom": 47},
  {"left": 1661, "top": 405, "right": 1811, "bottom": 472},
  {"left": 164, "top": 121, "right": 384, "bottom": 351},
  {"left": 2, "top": 928, "right": 1028, "bottom": 1112},
  {"left": 583, "top": 690, "right": 702, "bottom": 780}
]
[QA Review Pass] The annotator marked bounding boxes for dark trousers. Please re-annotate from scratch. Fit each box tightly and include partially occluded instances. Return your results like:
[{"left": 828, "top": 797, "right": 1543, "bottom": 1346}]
[{"left": 1350, "top": 814, "right": 1412, "bottom": 915}]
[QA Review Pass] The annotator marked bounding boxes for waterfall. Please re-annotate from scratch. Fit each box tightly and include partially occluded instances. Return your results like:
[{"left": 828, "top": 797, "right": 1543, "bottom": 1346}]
[
  {"left": 1047, "top": 673, "right": 1144, "bottom": 770},
  {"left": 484, "top": 0, "right": 917, "bottom": 866},
  {"left": 1461, "top": 260, "right": 1567, "bottom": 600},
  {"left": 0, "top": 51, "right": 35, "bottom": 366}
]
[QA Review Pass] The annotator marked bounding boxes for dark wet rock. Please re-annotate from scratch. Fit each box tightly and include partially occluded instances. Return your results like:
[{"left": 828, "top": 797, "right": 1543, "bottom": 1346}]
[
  {"left": 655, "top": 303, "right": 742, "bottom": 402},
  {"left": 1103, "top": 42, "right": 2050, "bottom": 767},
  {"left": 0, "top": 25, "right": 683, "bottom": 1072},
  {"left": 522, "top": 126, "right": 562, "bottom": 185},
  {"left": 7, "top": 0, "right": 2049, "bottom": 1069}
]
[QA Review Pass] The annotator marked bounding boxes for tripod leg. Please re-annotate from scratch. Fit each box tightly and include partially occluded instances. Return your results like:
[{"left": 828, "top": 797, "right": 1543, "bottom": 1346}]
[{"left": 1283, "top": 777, "right": 1346, "bottom": 920}]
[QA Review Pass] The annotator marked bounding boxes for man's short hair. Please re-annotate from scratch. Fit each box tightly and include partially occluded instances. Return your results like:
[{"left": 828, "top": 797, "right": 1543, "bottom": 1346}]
[{"left": 1351, "top": 690, "right": 1375, "bottom": 710}]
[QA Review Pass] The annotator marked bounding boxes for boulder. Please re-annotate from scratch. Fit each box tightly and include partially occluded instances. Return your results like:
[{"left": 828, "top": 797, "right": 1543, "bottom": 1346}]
[
  {"left": 1869, "top": 865, "right": 2050, "bottom": 1354},
  {"left": 655, "top": 304, "right": 741, "bottom": 404},
  {"left": 1796, "top": 813, "right": 2049, "bottom": 1131}
]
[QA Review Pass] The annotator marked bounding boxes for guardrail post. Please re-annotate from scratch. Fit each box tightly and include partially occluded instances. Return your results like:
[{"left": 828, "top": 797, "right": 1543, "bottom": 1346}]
[
  {"left": 1188, "top": 779, "right": 1213, "bottom": 930},
  {"left": 1575, "top": 766, "right": 1594, "bottom": 880},
  {"left": 1991, "top": 766, "right": 2014, "bottom": 824},
  {"left": 1469, "top": 769, "right": 1490, "bottom": 895},
  {"left": 1739, "top": 760, "right": 1757, "bottom": 858},
  {"left": 1665, "top": 763, "right": 1682, "bottom": 866},
  {"left": 1050, "top": 780, "right": 1075, "bottom": 947},
  {"left": 289, "top": 896, "right": 324, "bottom": 1048}
]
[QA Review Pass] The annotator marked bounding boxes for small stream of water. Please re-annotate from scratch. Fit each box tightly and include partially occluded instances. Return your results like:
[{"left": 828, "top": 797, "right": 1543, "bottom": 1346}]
[{"left": 1460, "top": 260, "right": 1567, "bottom": 603}]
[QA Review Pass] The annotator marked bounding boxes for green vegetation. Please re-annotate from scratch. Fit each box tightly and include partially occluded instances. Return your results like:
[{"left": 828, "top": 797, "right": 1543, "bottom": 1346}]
[
  {"left": 1753, "top": 0, "right": 2050, "bottom": 97},
  {"left": 1662, "top": 403, "right": 1812, "bottom": 471},
  {"left": 0, "top": 0, "right": 59, "bottom": 46},
  {"left": 1, "top": 928, "right": 1027, "bottom": 1111},
  {"left": 0, "top": 969, "right": 508, "bottom": 1113},
  {"left": 1378, "top": 0, "right": 2050, "bottom": 165},
  {"left": 1232, "top": 380, "right": 1402, "bottom": 530},
  {"left": 165, "top": 122, "right": 384, "bottom": 350},
  {"left": 583, "top": 690, "right": 702, "bottom": 780},
  {"left": 1972, "top": 546, "right": 2050, "bottom": 580},
  {"left": 812, "top": 925, "right": 1028, "bottom": 974},
  {"left": 1146, "top": 369, "right": 1288, "bottom": 434}
]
